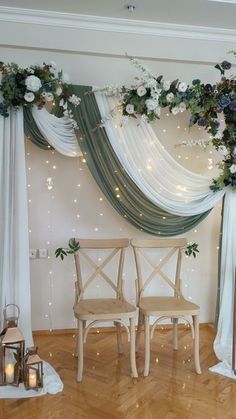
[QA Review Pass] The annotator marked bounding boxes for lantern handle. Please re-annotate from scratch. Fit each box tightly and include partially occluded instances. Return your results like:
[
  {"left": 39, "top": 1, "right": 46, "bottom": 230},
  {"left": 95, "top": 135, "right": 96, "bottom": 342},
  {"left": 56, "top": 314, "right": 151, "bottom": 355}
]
[{"left": 3, "top": 304, "right": 20, "bottom": 321}]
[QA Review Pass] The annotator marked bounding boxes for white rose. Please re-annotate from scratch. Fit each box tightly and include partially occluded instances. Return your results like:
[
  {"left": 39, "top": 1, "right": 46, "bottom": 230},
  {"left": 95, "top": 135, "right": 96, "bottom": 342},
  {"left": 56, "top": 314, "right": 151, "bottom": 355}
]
[
  {"left": 45, "top": 92, "right": 54, "bottom": 102},
  {"left": 145, "top": 78, "right": 157, "bottom": 88},
  {"left": 218, "top": 145, "right": 228, "bottom": 156},
  {"left": 171, "top": 106, "right": 180, "bottom": 115},
  {"left": 230, "top": 164, "right": 236, "bottom": 174},
  {"left": 126, "top": 104, "right": 134, "bottom": 114},
  {"left": 25, "top": 75, "right": 42, "bottom": 92},
  {"left": 145, "top": 99, "right": 158, "bottom": 111},
  {"left": 56, "top": 86, "right": 63, "bottom": 96},
  {"left": 163, "top": 80, "right": 171, "bottom": 91},
  {"left": 24, "top": 92, "right": 35, "bottom": 102},
  {"left": 178, "top": 82, "right": 188, "bottom": 93},
  {"left": 137, "top": 86, "right": 147, "bottom": 97},
  {"left": 62, "top": 72, "right": 70, "bottom": 84},
  {"left": 179, "top": 102, "right": 186, "bottom": 113},
  {"left": 166, "top": 92, "right": 175, "bottom": 103}
]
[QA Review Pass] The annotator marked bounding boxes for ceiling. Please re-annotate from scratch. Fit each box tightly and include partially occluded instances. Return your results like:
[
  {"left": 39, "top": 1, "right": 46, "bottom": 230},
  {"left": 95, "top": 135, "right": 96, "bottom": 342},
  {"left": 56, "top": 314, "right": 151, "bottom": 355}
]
[{"left": 1, "top": 0, "right": 236, "bottom": 30}]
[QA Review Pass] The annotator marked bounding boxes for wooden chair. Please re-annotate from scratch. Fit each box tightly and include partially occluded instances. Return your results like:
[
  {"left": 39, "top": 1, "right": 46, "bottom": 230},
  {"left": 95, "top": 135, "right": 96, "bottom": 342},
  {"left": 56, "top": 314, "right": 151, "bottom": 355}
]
[
  {"left": 73, "top": 238, "right": 138, "bottom": 382},
  {"left": 131, "top": 238, "right": 201, "bottom": 377}
]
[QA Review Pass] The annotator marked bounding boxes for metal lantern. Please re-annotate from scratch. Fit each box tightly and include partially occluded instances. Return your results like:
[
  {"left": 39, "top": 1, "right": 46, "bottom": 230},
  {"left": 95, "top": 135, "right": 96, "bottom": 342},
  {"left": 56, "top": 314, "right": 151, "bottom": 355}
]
[
  {"left": 0, "top": 304, "right": 25, "bottom": 386},
  {"left": 24, "top": 347, "right": 43, "bottom": 391}
]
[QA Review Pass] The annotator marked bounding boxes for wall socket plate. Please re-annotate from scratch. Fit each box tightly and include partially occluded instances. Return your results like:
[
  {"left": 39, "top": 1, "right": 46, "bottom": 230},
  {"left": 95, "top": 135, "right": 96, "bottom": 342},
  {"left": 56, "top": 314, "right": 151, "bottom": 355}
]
[
  {"left": 38, "top": 249, "right": 48, "bottom": 258},
  {"left": 29, "top": 249, "right": 37, "bottom": 259}
]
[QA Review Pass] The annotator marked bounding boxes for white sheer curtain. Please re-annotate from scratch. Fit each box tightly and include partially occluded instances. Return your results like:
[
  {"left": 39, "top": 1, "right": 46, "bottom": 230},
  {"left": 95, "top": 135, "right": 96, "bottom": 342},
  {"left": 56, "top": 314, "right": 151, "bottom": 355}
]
[
  {"left": 95, "top": 92, "right": 236, "bottom": 379},
  {"left": 32, "top": 107, "right": 81, "bottom": 157},
  {"left": 0, "top": 109, "right": 33, "bottom": 347},
  {"left": 95, "top": 93, "right": 224, "bottom": 216}
]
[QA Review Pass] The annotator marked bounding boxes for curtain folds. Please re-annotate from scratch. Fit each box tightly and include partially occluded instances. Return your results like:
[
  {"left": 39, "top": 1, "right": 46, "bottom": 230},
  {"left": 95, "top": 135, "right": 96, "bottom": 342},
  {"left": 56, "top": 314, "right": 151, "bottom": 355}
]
[
  {"left": 69, "top": 85, "right": 210, "bottom": 236},
  {"left": 24, "top": 107, "right": 51, "bottom": 150},
  {"left": 95, "top": 94, "right": 225, "bottom": 216}
]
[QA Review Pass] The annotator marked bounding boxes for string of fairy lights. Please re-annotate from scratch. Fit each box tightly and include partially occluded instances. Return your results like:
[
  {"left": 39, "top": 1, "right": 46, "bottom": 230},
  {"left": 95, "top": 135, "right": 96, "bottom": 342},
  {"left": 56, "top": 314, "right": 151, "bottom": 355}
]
[{"left": 25, "top": 115, "right": 222, "bottom": 342}]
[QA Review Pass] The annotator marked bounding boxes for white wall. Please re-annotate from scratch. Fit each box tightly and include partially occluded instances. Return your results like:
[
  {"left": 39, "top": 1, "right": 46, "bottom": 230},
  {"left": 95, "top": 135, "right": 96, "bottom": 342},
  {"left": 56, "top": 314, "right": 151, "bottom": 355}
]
[{"left": 0, "top": 12, "right": 229, "bottom": 330}]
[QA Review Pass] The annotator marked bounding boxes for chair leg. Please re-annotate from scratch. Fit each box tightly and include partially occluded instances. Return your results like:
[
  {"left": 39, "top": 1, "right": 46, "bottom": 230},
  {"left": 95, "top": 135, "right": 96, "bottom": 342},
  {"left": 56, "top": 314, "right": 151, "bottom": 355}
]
[
  {"left": 136, "top": 311, "right": 144, "bottom": 352},
  {"left": 172, "top": 317, "right": 178, "bottom": 350},
  {"left": 75, "top": 319, "right": 79, "bottom": 357},
  {"left": 130, "top": 317, "right": 138, "bottom": 378},
  {"left": 144, "top": 315, "right": 150, "bottom": 377},
  {"left": 77, "top": 319, "right": 84, "bottom": 382},
  {"left": 115, "top": 321, "right": 123, "bottom": 354},
  {"left": 193, "top": 315, "right": 201, "bottom": 374}
]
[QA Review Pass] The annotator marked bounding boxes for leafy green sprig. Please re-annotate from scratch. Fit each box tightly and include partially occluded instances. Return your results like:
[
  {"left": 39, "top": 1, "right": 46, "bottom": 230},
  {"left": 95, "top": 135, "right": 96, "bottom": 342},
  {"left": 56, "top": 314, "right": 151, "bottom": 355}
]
[
  {"left": 184, "top": 242, "right": 199, "bottom": 258},
  {"left": 55, "top": 238, "right": 80, "bottom": 260}
]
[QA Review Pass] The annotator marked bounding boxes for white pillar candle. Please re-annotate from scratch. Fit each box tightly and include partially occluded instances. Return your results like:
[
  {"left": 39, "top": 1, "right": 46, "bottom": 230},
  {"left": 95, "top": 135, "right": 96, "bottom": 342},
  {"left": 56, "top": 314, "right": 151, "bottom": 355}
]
[
  {"left": 5, "top": 363, "right": 14, "bottom": 384},
  {"left": 29, "top": 370, "right": 37, "bottom": 388}
]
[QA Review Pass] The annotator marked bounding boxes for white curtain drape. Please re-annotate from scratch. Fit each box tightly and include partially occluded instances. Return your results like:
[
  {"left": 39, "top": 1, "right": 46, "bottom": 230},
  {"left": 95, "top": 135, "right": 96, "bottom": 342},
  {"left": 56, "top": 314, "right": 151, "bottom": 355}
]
[
  {"left": 95, "top": 93, "right": 224, "bottom": 216},
  {"left": 32, "top": 107, "right": 81, "bottom": 157},
  {"left": 0, "top": 109, "right": 33, "bottom": 347}
]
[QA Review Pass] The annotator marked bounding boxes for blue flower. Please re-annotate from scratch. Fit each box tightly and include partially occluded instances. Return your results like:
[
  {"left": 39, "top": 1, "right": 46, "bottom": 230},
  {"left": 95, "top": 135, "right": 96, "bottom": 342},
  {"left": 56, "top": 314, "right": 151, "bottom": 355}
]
[
  {"left": 229, "top": 100, "right": 236, "bottom": 111},
  {"left": 221, "top": 60, "right": 231, "bottom": 70},
  {"left": 192, "top": 79, "right": 201, "bottom": 86},
  {"left": 197, "top": 117, "right": 208, "bottom": 127},
  {"left": 219, "top": 95, "right": 231, "bottom": 108}
]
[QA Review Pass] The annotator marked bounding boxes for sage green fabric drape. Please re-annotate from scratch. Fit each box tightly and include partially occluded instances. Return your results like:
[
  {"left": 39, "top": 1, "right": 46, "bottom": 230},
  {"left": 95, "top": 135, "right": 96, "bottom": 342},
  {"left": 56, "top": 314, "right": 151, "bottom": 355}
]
[
  {"left": 24, "top": 108, "right": 52, "bottom": 150},
  {"left": 69, "top": 85, "right": 210, "bottom": 236}
]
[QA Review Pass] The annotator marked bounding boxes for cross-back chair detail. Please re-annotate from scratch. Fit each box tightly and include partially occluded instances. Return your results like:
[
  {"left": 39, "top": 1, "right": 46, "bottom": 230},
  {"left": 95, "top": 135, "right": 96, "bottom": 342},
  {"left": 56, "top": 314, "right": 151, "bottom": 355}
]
[
  {"left": 73, "top": 238, "right": 138, "bottom": 382},
  {"left": 131, "top": 238, "right": 201, "bottom": 377}
]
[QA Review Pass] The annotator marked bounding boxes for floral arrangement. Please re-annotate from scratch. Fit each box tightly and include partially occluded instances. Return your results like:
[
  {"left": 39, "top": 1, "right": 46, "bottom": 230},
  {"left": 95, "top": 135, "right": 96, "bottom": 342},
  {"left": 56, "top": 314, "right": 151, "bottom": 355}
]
[
  {"left": 0, "top": 61, "right": 81, "bottom": 128},
  {"left": 120, "top": 55, "right": 236, "bottom": 191}
]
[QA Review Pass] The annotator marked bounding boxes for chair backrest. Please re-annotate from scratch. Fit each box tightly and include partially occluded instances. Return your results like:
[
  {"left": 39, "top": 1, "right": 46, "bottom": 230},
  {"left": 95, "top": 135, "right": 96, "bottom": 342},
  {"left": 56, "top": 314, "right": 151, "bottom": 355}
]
[
  {"left": 131, "top": 238, "right": 187, "bottom": 302},
  {"left": 73, "top": 238, "right": 129, "bottom": 302}
]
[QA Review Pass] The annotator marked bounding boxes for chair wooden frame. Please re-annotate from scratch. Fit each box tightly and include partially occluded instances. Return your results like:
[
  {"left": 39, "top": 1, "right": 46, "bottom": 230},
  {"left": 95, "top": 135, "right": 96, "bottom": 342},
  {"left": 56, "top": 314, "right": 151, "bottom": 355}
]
[
  {"left": 131, "top": 238, "right": 201, "bottom": 377},
  {"left": 73, "top": 238, "right": 138, "bottom": 382}
]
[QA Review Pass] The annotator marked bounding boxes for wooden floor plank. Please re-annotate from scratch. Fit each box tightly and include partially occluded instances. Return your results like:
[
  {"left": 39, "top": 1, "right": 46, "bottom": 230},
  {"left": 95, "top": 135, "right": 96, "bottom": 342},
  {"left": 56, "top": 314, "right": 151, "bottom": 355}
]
[{"left": 1, "top": 325, "right": 236, "bottom": 419}]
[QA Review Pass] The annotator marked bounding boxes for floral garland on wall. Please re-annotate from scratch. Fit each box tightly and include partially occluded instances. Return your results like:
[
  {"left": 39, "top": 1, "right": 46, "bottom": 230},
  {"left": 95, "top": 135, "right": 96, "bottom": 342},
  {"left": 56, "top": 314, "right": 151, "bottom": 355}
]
[
  {"left": 119, "top": 54, "right": 236, "bottom": 191},
  {"left": 0, "top": 61, "right": 81, "bottom": 128}
]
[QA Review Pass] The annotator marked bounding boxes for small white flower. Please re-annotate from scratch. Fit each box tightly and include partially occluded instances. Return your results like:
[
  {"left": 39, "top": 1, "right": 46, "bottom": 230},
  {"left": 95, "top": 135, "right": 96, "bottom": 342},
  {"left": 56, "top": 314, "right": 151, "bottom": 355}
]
[
  {"left": 25, "top": 75, "right": 42, "bottom": 92},
  {"left": 145, "top": 78, "right": 157, "bottom": 88},
  {"left": 230, "top": 164, "right": 236, "bottom": 174},
  {"left": 166, "top": 92, "right": 175, "bottom": 103},
  {"left": 126, "top": 104, "right": 134, "bottom": 114},
  {"left": 214, "top": 131, "right": 223, "bottom": 140},
  {"left": 41, "top": 91, "right": 47, "bottom": 98},
  {"left": 218, "top": 145, "right": 228, "bottom": 156},
  {"left": 171, "top": 106, "right": 180, "bottom": 115},
  {"left": 68, "top": 94, "right": 81, "bottom": 107},
  {"left": 154, "top": 106, "right": 161, "bottom": 117},
  {"left": 56, "top": 86, "right": 63, "bottom": 96},
  {"left": 137, "top": 86, "right": 147, "bottom": 97},
  {"left": 27, "top": 67, "right": 35, "bottom": 74},
  {"left": 179, "top": 102, "right": 186, "bottom": 113},
  {"left": 24, "top": 92, "right": 35, "bottom": 102},
  {"left": 145, "top": 99, "right": 158, "bottom": 111},
  {"left": 163, "top": 80, "right": 171, "bottom": 91},
  {"left": 59, "top": 98, "right": 64, "bottom": 107},
  {"left": 45, "top": 92, "right": 54, "bottom": 102},
  {"left": 178, "top": 82, "right": 188, "bottom": 93},
  {"left": 62, "top": 72, "right": 70, "bottom": 84}
]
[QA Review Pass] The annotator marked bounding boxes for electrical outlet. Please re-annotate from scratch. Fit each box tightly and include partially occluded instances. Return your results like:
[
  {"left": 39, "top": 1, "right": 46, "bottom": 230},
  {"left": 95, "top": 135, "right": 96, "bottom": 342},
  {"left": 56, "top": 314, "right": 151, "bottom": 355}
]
[
  {"left": 29, "top": 249, "right": 37, "bottom": 259},
  {"left": 38, "top": 249, "right": 48, "bottom": 258}
]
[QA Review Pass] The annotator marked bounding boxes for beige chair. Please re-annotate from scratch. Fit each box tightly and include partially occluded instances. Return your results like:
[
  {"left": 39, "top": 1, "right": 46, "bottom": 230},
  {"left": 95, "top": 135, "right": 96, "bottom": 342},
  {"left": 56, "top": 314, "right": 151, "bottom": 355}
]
[
  {"left": 73, "top": 238, "right": 138, "bottom": 382},
  {"left": 131, "top": 238, "right": 201, "bottom": 377}
]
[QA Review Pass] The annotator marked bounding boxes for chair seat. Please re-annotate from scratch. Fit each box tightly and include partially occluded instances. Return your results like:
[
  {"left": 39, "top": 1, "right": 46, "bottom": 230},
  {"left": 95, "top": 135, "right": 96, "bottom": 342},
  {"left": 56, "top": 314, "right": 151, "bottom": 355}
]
[
  {"left": 74, "top": 298, "right": 137, "bottom": 320},
  {"left": 139, "top": 296, "right": 199, "bottom": 316}
]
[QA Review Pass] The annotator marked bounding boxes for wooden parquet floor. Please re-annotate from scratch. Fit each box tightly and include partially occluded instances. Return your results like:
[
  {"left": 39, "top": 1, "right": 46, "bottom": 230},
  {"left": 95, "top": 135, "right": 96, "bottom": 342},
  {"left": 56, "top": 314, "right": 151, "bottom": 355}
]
[{"left": 0, "top": 325, "right": 236, "bottom": 419}]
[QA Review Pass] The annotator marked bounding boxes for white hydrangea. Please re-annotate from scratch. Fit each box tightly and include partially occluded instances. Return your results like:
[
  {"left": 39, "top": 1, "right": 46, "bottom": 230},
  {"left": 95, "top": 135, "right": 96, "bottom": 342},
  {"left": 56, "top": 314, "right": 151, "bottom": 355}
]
[
  {"left": 178, "top": 82, "right": 188, "bottom": 92},
  {"left": 171, "top": 106, "right": 180, "bottom": 115},
  {"left": 25, "top": 75, "right": 42, "bottom": 92},
  {"left": 230, "top": 164, "right": 236, "bottom": 174},
  {"left": 24, "top": 92, "right": 35, "bottom": 102},
  {"left": 144, "top": 78, "right": 157, "bottom": 88},
  {"left": 154, "top": 106, "right": 161, "bottom": 117},
  {"left": 68, "top": 94, "right": 81, "bottom": 107},
  {"left": 166, "top": 92, "right": 175, "bottom": 103},
  {"left": 179, "top": 102, "right": 186, "bottom": 113},
  {"left": 214, "top": 131, "right": 223, "bottom": 140},
  {"left": 218, "top": 145, "right": 228, "bottom": 156},
  {"left": 145, "top": 99, "right": 158, "bottom": 111},
  {"left": 137, "top": 86, "right": 147, "bottom": 97}
]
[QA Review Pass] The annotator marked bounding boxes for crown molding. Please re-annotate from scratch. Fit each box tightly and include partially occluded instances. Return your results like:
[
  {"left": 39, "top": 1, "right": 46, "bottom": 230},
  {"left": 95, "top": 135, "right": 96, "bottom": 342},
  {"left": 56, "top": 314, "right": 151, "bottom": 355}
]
[{"left": 0, "top": 6, "right": 236, "bottom": 43}]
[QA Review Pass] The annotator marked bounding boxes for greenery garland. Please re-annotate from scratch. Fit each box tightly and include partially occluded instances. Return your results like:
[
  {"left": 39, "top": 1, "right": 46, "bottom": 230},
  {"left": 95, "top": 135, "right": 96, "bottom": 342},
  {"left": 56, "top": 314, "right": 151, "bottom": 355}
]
[
  {"left": 119, "top": 54, "right": 236, "bottom": 191},
  {"left": 0, "top": 61, "right": 81, "bottom": 127}
]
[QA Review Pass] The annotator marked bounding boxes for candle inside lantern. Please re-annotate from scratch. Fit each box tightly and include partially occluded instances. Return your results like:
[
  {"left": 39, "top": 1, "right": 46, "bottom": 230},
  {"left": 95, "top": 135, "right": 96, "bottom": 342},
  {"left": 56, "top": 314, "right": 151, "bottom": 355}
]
[
  {"left": 5, "top": 363, "right": 14, "bottom": 384},
  {"left": 29, "top": 370, "right": 37, "bottom": 388}
]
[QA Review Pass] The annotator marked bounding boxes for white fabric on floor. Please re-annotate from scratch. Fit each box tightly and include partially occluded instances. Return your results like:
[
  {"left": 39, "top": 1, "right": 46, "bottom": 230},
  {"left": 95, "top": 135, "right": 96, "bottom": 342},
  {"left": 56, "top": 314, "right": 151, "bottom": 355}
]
[
  {"left": 210, "top": 189, "right": 236, "bottom": 376},
  {"left": 32, "top": 107, "right": 81, "bottom": 157},
  {"left": 0, "top": 361, "right": 63, "bottom": 398},
  {"left": 0, "top": 109, "right": 33, "bottom": 347},
  {"left": 95, "top": 93, "right": 224, "bottom": 216}
]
